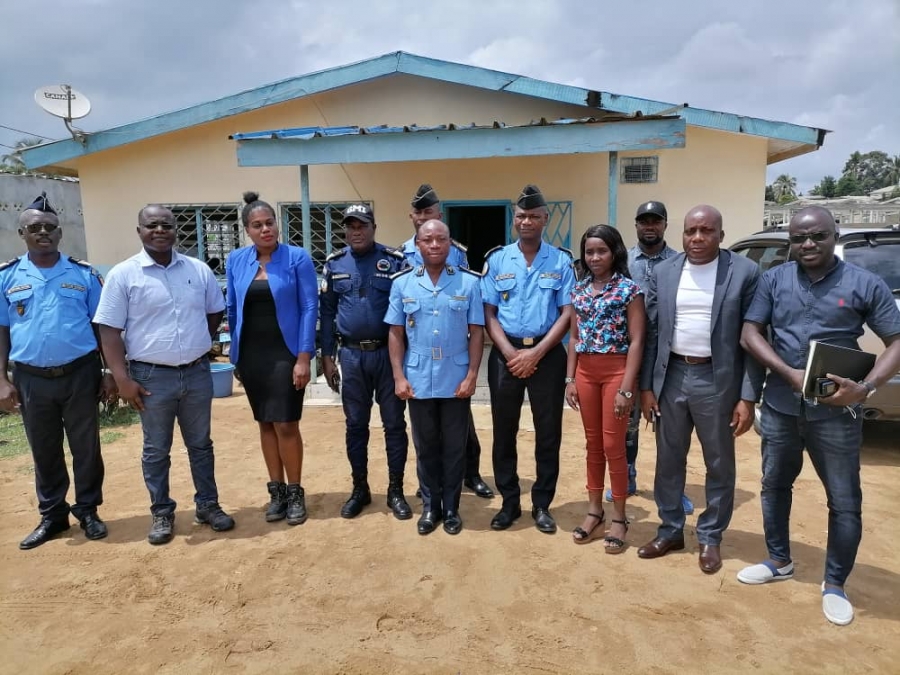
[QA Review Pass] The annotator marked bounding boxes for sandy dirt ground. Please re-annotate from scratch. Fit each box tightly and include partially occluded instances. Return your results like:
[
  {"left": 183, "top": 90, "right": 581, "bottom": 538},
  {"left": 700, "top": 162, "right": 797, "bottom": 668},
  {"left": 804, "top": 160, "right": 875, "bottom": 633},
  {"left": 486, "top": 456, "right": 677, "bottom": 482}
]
[{"left": 1, "top": 388, "right": 898, "bottom": 675}]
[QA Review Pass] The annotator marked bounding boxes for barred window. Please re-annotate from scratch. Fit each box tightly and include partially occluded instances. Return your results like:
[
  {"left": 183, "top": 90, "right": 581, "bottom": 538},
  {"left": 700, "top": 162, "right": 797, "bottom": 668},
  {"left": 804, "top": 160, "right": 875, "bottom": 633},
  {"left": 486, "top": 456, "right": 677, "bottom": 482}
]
[
  {"left": 280, "top": 202, "right": 372, "bottom": 271},
  {"left": 166, "top": 203, "right": 241, "bottom": 273},
  {"left": 620, "top": 156, "right": 658, "bottom": 184}
]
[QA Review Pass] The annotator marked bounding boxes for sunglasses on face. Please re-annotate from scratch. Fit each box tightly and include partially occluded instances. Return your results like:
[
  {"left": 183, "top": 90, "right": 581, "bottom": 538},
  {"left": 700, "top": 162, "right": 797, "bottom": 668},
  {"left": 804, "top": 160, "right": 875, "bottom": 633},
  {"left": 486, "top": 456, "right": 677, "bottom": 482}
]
[
  {"left": 142, "top": 222, "right": 175, "bottom": 231},
  {"left": 24, "top": 222, "right": 59, "bottom": 234},
  {"left": 789, "top": 231, "right": 832, "bottom": 244}
]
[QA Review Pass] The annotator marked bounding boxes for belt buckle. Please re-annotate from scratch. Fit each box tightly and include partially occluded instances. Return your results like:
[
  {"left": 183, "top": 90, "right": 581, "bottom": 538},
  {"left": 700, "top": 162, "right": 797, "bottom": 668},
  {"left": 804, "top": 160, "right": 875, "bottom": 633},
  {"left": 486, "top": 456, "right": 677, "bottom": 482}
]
[
  {"left": 522, "top": 337, "right": 535, "bottom": 346},
  {"left": 359, "top": 340, "right": 377, "bottom": 351},
  {"left": 431, "top": 347, "right": 443, "bottom": 360},
  {"left": 684, "top": 355, "right": 702, "bottom": 365},
  {"left": 49, "top": 366, "right": 65, "bottom": 377}
]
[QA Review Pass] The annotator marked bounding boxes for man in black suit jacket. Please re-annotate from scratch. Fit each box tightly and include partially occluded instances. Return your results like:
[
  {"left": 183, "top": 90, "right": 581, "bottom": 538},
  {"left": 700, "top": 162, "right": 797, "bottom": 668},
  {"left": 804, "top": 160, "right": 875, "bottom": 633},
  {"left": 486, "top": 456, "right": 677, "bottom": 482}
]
[{"left": 637, "top": 205, "right": 763, "bottom": 573}]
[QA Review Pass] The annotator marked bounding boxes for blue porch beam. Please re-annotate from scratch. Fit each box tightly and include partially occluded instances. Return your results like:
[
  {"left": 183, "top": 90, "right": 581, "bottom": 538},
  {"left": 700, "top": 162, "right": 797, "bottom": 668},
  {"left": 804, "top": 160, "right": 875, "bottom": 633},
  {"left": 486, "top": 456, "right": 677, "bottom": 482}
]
[{"left": 235, "top": 118, "right": 686, "bottom": 167}]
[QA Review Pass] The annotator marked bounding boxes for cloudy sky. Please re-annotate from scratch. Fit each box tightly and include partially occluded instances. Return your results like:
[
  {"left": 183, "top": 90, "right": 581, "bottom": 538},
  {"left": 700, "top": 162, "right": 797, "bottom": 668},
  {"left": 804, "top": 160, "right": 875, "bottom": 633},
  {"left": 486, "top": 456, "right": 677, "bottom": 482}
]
[{"left": 2, "top": 0, "right": 898, "bottom": 191}]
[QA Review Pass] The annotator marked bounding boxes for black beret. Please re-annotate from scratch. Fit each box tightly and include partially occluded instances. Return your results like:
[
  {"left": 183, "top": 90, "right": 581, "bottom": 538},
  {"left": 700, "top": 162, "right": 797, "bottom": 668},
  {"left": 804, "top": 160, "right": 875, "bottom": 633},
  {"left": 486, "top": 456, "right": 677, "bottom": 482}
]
[
  {"left": 25, "top": 191, "right": 57, "bottom": 215},
  {"left": 516, "top": 184, "right": 547, "bottom": 210},
  {"left": 411, "top": 184, "right": 439, "bottom": 209}
]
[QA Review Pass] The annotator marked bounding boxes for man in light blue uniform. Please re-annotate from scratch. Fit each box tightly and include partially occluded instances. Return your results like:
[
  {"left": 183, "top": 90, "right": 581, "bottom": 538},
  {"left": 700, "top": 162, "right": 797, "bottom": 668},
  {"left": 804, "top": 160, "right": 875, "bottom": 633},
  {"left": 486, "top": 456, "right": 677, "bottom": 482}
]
[
  {"left": 481, "top": 184, "right": 575, "bottom": 534},
  {"left": 386, "top": 219, "right": 485, "bottom": 536},
  {"left": 0, "top": 193, "right": 115, "bottom": 549},
  {"left": 95, "top": 204, "right": 233, "bottom": 546},
  {"left": 402, "top": 184, "right": 494, "bottom": 501}
]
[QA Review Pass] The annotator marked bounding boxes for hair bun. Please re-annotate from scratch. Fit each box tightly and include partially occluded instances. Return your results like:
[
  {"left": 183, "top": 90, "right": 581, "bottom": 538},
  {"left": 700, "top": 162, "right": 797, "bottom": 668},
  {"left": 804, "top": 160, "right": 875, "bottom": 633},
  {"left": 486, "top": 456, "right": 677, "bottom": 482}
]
[{"left": 242, "top": 191, "right": 260, "bottom": 204}]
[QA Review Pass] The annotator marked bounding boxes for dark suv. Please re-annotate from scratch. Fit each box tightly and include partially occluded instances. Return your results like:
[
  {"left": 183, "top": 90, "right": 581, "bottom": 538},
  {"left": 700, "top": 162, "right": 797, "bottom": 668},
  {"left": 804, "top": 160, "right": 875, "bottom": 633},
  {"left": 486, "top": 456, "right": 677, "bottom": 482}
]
[{"left": 730, "top": 224, "right": 900, "bottom": 423}]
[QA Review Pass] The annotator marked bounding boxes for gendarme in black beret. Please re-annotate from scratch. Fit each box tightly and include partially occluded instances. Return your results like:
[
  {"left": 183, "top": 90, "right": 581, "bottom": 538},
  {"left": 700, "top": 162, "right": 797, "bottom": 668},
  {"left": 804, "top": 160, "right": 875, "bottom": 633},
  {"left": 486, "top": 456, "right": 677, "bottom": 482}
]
[
  {"left": 411, "top": 184, "right": 439, "bottom": 209},
  {"left": 516, "top": 184, "right": 547, "bottom": 210},
  {"left": 25, "top": 191, "right": 57, "bottom": 215}
]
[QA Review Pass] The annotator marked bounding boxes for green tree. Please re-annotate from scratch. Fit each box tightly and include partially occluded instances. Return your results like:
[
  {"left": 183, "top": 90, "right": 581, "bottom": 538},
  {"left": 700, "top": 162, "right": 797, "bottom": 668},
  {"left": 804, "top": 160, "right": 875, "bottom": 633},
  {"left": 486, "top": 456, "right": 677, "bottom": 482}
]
[
  {"left": 886, "top": 154, "right": 900, "bottom": 187},
  {"left": 772, "top": 174, "right": 798, "bottom": 203},
  {"left": 765, "top": 184, "right": 776, "bottom": 202},
  {"left": 0, "top": 137, "right": 45, "bottom": 173},
  {"left": 810, "top": 175, "right": 838, "bottom": 198},
  {"left": 835, "top": 173, "right": 862, "bottom": 196}
]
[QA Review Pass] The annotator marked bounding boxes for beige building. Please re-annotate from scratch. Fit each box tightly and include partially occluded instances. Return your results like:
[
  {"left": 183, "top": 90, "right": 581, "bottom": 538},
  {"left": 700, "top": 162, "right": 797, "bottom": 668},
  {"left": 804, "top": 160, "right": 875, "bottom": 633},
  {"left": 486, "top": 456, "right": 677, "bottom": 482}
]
[{"left": 23, "top": 52, "right": 826, "bottom": 275}]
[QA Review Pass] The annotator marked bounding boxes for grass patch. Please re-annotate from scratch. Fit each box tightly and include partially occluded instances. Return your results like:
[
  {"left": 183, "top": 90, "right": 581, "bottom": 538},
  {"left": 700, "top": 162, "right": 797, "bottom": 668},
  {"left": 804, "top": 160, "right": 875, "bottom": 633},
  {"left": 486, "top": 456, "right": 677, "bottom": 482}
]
[{"left": 0, "top": 404, "right": 140, "bottom": 460}]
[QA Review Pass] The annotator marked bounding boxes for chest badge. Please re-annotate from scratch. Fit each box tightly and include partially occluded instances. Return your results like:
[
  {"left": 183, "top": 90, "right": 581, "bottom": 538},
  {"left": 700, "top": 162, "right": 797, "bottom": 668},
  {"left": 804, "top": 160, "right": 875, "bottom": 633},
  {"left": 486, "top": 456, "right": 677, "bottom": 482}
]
[
  {"left": 16, "top": 302, "right": 25, "bottom": 316},
  {"left": 407, "top": 316, "right": 415, "bottom": 328},
  {"left": 376, "top": 259, "right": 392, "bottom": 273}
]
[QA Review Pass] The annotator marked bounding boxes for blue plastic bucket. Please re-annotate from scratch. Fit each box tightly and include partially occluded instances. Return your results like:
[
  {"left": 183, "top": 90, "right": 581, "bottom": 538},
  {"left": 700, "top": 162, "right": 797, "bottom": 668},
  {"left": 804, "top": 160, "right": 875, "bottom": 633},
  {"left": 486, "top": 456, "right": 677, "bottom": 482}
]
[{"left": 210, "top": 362, "right": 235, "bottom": 398}]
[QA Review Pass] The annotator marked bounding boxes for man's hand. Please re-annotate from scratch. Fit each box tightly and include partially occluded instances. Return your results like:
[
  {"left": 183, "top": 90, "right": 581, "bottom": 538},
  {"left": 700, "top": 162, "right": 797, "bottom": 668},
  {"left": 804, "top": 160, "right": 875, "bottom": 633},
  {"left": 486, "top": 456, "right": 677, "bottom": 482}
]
[
  {"left": 0, "top": 378, "right": 19, "bottom": 412},
  {"left": 454, "top": 373, "right": 477, "bottom": 399},
  {"left": 640, "top": 390, "right": 659, "bottom": 423},
  {"left": 730, "top": 400, "right": 755, "bottom": 437},
  {"left": 98, "top": 373, "right": 118, "bottom": 403},
  {"left": 785, "top": 367, "right": 805, "bottom": 393},
  {"left": 565, "top": 382, "right": 579, "bottom": 411},
  {"left": 322, "top": 356, "right": 340, "bottom": 393},
  {"left": 821, "top": 373, "right": 868, "bottom": 407},
  {"left": 118, "top": 377, "right": 150, "bottom": 412},
  {"left": 395, "top": 377, "right": 414, "bottom": 400},
  {"left": 506, "top": 348, "right": 540, "bottom": 379}
]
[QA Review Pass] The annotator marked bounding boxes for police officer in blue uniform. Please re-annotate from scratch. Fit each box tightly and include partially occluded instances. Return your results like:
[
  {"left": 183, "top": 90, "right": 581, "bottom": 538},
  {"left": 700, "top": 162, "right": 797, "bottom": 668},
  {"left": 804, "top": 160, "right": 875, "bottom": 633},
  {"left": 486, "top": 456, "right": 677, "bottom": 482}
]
[
  {"left": 386, "top": 219, "right": 485, "bottom": 535},
  {"left": 481, "top": 185, "right": 576, "bottom": 534},
  {"left": 402, "top": 184, "right": 494, "bottom": 500},
  {"left": 0, "top": 193, "right": 115, "bottom": 549},
  {"left": 320, "top": 204, "right": 412, "bottom": 520}
]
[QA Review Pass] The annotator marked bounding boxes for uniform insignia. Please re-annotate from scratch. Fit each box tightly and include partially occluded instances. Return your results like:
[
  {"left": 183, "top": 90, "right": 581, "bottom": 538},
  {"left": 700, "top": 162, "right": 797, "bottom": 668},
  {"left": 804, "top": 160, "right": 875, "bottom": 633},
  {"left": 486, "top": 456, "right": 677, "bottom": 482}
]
[
  {"left": 16, "top": 303, "right": 25, "bottom": 316},
  {"left": 494, "top": 273, "right": 515, "bottom": 281},
  {"left": 376, "top": 258, "right": 392, "bottom": 272},
  {"left": 390, "top": 268, "right": 413, "bottom": 281},
  {"left": 451, "top": 239, "right": 468, "bottom": 253},
  {"left": 484, "top": 245, "right": 503, "bottom": 258},
  {"left": 558, "top": 247, "right": 575, "bottom": 259},
  {"left": 331, "top": 273, "right": 351, "bottom": 280},
  {"left": 68, "top": 256, "right": 104, "bottom": 286},
  {"left": 407, "top": 317, "right": 415, "bottom": 328},
  {"left": 320, "top": 278, "right": 327, "bottom": 293},
  {"left": 325, "top": 249, "right": 348, "bottom": 262},
  {"left": 60, "top": 282, "right": 87, "bottom": 292},
  {"left": 374, "top": 272, "right": 393, "bottom": 279},
  {"left": 415, "top": 266, "right": 425, "bottom": 277},
  {"left": 0, "top": 258, "right": 20, "bottom": 271},
  {"left": 6, "top": 284, "right": 32, "bottom": 295},
  {"left": 383, "top": 246, "right": 405, "bottom": 260},
  {"left": 446, "top": 265, "right": 456, "bottom": 275},
  {"left": 452, "top": 295, "right": 468, "bottom": 301},
  {"left": 539, "top": 272, "right": 562, "bottom": 280},
  {"left": 460, "top": 268, "right": 483, "bottom": 278},
  {"left": 501, "top": 292, "right": 510, "bottom": 302},
  {"left": 402, "top": 297, "right": 417, "bottom": 303}
]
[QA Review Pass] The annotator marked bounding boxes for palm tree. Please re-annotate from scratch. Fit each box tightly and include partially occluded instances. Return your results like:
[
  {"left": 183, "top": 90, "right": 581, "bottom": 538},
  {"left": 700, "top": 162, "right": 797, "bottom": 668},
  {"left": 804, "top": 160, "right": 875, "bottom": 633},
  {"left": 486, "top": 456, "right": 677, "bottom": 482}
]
[
  {"left": 886, "top": 154, "right": 900, "bottom": 187},
  {"left": 0, "top": 137, "right": 46, "bottom": 173},
  {"left": 843, "top": 151, "right": 863, "bottom": 181},
  {"left": 772, "top": 174, "right": 798, "bottom": 203}
]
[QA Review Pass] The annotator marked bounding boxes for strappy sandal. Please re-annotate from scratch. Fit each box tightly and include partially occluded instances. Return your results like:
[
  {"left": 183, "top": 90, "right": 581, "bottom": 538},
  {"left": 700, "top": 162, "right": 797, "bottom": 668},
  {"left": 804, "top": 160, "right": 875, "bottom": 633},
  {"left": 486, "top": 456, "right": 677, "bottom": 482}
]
[
  {"left": 604, "top": 518, "right": 630, "bottom": 554},
  {"left": 572, "top": 511, "right": 605, "bottom": 544}
]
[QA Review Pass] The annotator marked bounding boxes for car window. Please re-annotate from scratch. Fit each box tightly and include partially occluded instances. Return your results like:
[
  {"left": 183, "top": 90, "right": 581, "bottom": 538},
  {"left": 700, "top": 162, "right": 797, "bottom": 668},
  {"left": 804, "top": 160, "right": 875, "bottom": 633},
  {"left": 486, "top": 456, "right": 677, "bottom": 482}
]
[
  {"left": 732, "top": 243, "right": 789, "bottom": 272},
  {"left": 842, "top": 238, "right": 900, "bottom": 293}
]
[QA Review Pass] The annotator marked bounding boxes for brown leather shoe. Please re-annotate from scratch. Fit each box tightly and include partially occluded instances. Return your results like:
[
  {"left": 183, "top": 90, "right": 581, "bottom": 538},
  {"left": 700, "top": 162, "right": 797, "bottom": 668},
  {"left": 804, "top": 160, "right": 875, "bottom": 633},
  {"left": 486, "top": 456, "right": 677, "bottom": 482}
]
[
  {"left": 637, "top": 536, "right": 685, "bottom": 559},
  {"left": 698, "top": 544, "right": 722, "bottom": 574}
]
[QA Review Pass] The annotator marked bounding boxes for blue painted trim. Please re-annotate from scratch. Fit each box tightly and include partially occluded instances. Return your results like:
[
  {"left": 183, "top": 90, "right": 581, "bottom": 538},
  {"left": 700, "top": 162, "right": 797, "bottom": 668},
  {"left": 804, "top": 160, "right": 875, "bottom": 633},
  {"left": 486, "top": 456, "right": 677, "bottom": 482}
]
[
  {"left": 300, "top": 165, "right": 311, "bottom": 251},
  {"left": 21, "top": 51, "right": 826, "bottom": 170},
  {"left": 608, "top": 151, "right": 618, "bottom": 228},
  {"left": 236, "top": 118, "right": 686, "bottom": 167}
]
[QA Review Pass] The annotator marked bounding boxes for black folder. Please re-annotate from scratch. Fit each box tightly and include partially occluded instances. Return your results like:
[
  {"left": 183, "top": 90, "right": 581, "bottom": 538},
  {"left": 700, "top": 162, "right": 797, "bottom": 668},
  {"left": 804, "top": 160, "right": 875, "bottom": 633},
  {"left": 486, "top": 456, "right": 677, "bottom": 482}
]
[{"left": 802, "top": 340, "right": 876, "bottom": 398}]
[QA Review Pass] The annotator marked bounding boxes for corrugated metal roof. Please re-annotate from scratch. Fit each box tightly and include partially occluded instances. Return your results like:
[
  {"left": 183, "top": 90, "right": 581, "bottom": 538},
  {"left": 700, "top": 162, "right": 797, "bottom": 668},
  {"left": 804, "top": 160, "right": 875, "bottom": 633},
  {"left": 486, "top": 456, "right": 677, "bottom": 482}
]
[{"left": 230, "top": 114, "right": 668, "bottom": 142}]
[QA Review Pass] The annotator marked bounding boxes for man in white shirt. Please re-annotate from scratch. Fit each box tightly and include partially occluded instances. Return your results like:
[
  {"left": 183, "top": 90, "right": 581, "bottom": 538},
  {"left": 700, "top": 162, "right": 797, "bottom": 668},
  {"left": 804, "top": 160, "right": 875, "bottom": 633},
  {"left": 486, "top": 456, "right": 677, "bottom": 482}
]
[
  {"left": 95, "top": 205, "right": 234, "bottom": 545},
  {"left": 637, "top": 205, "right": 762, "bottom": 573}
]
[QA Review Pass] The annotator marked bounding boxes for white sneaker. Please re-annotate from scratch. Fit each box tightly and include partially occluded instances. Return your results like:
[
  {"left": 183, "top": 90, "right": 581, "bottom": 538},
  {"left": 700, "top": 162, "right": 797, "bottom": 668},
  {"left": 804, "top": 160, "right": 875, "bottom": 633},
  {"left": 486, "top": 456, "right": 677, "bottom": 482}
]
[
  {"left": 736, "top": 560, "right": 794, "bottom": 585},
  {"left": 822, "top": 583, "right": 854, "bottom": 626}
]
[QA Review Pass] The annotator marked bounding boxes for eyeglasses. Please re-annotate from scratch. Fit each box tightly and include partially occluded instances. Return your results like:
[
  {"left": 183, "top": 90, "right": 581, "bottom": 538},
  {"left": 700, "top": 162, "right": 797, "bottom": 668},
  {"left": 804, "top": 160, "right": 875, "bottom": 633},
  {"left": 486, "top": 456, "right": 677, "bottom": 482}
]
[
  {"left": 789, "top": 231, "right": 832, "bottom": 244},
  {"left": 142, "top": 222, "right": 175, "bottom": 231},
  {"left": 23, "top": 222, "right": 59, "bottom": 234}
]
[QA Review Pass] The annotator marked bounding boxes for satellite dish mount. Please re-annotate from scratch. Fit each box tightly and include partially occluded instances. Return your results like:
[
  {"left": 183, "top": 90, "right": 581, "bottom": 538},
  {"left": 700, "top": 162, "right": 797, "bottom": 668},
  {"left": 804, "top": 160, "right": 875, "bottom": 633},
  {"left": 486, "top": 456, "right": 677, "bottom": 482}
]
[{"left": 34, "top": 84, "right": 92, "bottom": 145}]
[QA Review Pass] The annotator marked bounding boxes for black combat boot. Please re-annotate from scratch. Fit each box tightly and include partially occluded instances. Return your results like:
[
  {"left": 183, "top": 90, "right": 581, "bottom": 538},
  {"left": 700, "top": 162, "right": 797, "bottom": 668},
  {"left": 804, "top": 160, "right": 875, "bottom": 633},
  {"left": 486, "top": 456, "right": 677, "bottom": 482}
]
[
  {"left": 285, "top": 483, "right": 308, "bottom": 526},
  {"left": 265, "top": 481, "right": 288, "bottom": 522},
  {"left": 340, "top": 473, "right": 371, "bottom": 519},
  {"left": 386, "top": 473, "right": 412, "bottom": 520}
]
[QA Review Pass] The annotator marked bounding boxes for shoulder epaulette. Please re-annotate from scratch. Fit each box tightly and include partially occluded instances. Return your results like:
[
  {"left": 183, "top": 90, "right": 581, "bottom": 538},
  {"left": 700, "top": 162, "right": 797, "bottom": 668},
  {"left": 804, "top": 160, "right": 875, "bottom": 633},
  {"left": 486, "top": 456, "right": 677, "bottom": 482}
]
[
  {"left": 558, "top": 247, "right": 575, "bottom": 259},
  {"left": 460, "top": 267, "right": 483, "bottom": 278},
  {"left": 68, "top": 256, "right": 104, "bottom": 283},
  {"left": 0, "top": 258, "right": 20, "bottom": 272},
  {"left": 451, "top": 239, "right": 468, "bottom": 253},
  {"left": 382, "top": 246, "right": 406, "bottom": 260},
  {"left": 390, "top": 267, "right": 413, "bottom": 281},
  {"left": 325, "top": 248, "right": 348, "bottom": 262},
  {"left": 484, "top": 245, "right": 503, "bottom": 259}
]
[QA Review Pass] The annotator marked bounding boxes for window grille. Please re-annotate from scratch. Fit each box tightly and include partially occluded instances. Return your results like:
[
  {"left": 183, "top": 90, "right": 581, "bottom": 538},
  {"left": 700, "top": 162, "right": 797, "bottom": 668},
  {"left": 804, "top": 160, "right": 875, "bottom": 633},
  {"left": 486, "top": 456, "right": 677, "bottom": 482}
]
[
  {"left": 280, "top": 202, "right": 373, "bottom": 271},
  {"left": 620, "top": 156, "right": 659, "bottom": 184},
  {"left": 166, "top": 203, "right": 242, "bottom": 272}
]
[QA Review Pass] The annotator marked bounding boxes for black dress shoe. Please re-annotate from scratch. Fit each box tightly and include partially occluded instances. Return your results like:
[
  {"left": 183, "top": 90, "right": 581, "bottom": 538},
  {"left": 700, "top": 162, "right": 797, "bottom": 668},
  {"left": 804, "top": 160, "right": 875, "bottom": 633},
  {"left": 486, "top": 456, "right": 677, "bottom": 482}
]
[
  {"left": 637, "top": 536, "right": 686, "bottom": 559},
  {"left": 443, "top": 511, "right": 463, "bottom": 535},
  {"left": 464, "top": 476, "right": 495, "bottom": 499},
  {"left": 417, "top": 510, "right": 442, "bottom": 535},
  {"left": 79, "top": 514, "right": 108, "bottom": 541},
  {"left": 532, "top": 507, "right": 557, "bottom": 534},
  {"left": 490, "top": 506, "right": 522, "bottom": 531},
  {"left": 19, "top": 518, "right": 71, "bottom": 550}
]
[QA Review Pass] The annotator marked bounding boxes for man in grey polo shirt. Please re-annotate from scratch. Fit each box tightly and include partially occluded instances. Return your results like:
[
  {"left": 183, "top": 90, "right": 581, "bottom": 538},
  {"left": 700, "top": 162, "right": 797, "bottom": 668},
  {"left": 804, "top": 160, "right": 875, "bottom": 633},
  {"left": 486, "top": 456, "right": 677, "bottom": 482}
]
[{"left": 95, "top": 204, "right": 235, "bottom": 545}]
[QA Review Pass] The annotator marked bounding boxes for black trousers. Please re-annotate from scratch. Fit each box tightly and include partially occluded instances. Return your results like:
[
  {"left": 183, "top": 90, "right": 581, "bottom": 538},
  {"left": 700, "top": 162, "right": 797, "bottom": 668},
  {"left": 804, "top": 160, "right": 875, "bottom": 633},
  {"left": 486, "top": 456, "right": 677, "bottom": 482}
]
[
  {"left": 14, "top": 354, "right": 104, "bottom": 521},
  {"left": 488, "top": 343, "right": 566, "bottom": 510},
  {"left": 408, "top": 397, "right": 469, "bottom": 514}
]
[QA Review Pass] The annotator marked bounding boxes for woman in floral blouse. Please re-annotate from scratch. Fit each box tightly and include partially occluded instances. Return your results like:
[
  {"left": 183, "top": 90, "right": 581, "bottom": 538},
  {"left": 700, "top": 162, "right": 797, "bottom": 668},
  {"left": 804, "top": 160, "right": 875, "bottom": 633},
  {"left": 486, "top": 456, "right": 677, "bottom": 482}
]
[{"left": 565, "top": 224, "right": 645, "bottom": 553}]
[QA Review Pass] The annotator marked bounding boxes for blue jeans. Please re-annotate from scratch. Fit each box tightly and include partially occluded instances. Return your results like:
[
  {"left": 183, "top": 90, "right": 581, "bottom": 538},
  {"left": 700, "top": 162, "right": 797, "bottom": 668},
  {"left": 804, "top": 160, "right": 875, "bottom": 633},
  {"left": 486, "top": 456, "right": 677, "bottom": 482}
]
[
  {"left": 130, "top": 360, "right": 219, "bottom": 516},
  {"left": 759, "top": 402, "right": 863, "bottom": 586}
]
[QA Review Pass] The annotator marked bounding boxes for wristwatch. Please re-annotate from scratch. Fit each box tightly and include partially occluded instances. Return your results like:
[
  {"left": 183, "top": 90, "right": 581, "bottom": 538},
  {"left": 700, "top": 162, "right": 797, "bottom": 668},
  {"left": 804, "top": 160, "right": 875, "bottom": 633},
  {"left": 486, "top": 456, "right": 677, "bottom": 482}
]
[
  {"left": 859, "top": 380, "right": 877, "bottom": 399},
  {"left": 617, "top": 389, "right": 633, "bottom": 399},
  {"left": 565, "top": 377, "right": 576, "bottom": 384}
]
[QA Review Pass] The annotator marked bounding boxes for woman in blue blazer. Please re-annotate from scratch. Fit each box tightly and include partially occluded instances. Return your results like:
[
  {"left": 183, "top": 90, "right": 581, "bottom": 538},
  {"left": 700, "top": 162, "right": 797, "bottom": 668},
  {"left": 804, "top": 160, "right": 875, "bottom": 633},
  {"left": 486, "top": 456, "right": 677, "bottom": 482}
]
[{"left": 226, "top": 192, "right": 318, "bottom": 526}]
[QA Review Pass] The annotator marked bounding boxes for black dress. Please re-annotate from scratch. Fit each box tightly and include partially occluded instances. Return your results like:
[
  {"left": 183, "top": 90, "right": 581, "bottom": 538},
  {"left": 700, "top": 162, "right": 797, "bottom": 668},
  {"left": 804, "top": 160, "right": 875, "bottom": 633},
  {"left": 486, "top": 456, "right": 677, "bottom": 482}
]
[{"left": 237, "top": 279, "right": 305, "bottom": 422}]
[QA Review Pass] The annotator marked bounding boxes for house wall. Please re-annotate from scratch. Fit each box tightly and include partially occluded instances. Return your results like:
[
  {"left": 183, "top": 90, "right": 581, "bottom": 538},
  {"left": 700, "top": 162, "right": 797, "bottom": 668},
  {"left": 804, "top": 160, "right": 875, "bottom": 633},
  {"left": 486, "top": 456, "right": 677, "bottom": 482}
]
[{"left": 72, "top": 74, "right": 768, "bottom": 268}]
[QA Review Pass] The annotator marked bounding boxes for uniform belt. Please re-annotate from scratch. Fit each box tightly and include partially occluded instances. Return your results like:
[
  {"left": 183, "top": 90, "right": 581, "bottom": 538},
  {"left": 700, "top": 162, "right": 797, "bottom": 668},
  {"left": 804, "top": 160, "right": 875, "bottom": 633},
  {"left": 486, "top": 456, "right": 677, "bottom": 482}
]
[
  {"left": 670, "top": 353, "right": 712, "bottom": 365},
  {"left": 14, "top": 351, "right": 99, "bottom": 379},
  {"left": 506, "top": 333, "right": 547, "bottom": 348},
  {"left": 131, "top": 356, "right": 207, "bottom": 370},
  {"left": 340, "top": 339, "right": 386, "bottom": 351},
  {"left": 409, "top": 345, "right": 467, "bottom": 361}
]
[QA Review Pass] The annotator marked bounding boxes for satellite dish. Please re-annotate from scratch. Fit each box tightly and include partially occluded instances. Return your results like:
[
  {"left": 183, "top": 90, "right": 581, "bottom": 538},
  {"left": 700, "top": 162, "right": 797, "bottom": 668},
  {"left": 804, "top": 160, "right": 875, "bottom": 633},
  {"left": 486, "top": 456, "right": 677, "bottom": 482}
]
[{"left": 34, "top": 84, "right": 91, "bottom": 144}]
